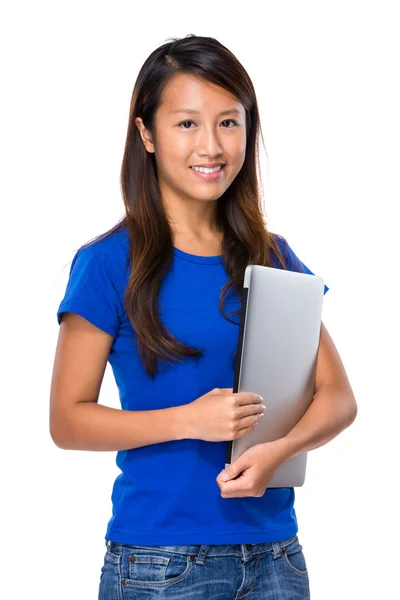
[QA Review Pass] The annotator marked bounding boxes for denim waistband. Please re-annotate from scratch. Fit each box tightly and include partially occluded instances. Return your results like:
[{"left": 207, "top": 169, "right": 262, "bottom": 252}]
[{"left": 106, "top": 535, "right": 298, "bottom": 564}]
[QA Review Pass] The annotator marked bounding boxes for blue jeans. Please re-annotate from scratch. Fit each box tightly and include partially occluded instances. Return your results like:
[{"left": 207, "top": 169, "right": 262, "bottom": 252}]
[{"left": 98, "top": 535, "right": 310, "bottom": 599}]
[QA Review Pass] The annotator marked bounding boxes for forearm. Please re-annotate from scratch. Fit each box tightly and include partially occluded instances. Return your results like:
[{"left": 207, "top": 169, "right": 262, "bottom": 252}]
[
  {"left": 275, "top": 384, "right": 358, "bottom": 461},
  {"left": 51, "top": 401, "right": 190, "bottom": 451}
]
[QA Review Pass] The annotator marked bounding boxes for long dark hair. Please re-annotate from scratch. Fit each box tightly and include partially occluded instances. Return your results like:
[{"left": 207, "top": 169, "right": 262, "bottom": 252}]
[{"left": 78, "top": 34, "right": 289, "bottom": 379}]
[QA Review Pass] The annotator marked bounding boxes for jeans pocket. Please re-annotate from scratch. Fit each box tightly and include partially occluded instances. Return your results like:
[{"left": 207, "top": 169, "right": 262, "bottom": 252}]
[
  {"left": 280, "top": 536, "right": 308, "bottom": 577},
  {"left": 105, "top": 540, "right": 123, "bottom": 564},
  {"left": 99, "top": 542, "right": 123, "bottom": 599},
  {"left": 122, "top": 547, "right": 195, "bottom": 588}
]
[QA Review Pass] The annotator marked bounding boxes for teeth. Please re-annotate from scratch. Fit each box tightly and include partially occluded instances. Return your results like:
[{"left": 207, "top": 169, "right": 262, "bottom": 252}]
[{"left": 192, "top": 165, "right": 223, "bottom": 174}]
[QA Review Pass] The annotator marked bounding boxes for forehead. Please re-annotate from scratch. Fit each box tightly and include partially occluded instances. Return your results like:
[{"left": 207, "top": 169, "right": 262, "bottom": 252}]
[{"left": 159, "top": 73, "right": 244, "bottom": 117}]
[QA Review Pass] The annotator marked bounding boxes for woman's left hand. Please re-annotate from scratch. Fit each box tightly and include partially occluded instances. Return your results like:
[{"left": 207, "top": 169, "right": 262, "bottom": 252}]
[{"left": 216, "top": 440, "right": 290, "bottom": 498}]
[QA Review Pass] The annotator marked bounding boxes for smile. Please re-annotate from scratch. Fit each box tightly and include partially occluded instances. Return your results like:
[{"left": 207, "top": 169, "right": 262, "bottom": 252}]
[{"left": 190, "top": 165, "right": 225, "bottom": 181}]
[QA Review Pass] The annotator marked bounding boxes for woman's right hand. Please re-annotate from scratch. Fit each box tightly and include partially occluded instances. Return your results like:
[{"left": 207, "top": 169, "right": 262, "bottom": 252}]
[{"left": 184, "top": 387, "right": 266, "bottom": 442}]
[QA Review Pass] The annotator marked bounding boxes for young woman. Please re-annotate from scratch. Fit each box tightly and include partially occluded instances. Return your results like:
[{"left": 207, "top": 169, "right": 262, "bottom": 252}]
[{"left": 50, "top": 34, "right": 357, "bottom": 599}]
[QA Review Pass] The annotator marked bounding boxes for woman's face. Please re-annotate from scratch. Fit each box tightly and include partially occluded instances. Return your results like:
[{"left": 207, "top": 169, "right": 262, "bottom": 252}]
[{"left": 135, "top": 73, "right": 247, "bottom": 216}]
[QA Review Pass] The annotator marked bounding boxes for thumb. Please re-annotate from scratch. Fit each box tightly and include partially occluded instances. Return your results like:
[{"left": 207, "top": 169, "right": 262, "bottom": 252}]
[
  {"left": 220, "top": 451, "right": 252, "bottom": 481},
  {"left": 220, "top": 461, "right": 240, "bottom": 482}
]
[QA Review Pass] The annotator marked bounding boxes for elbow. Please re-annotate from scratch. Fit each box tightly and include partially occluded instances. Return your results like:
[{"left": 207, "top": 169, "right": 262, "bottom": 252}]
[
  {"left": 346, "top": 394, "right": 358, "bottom": 426},
  {"left": 350, "top": 406, "right": 358, "bottom": 424},
  {"left": 49, "top": 426, "right": 70, "bottom": 449},
  {"left": 333, "top": 381, "right": 358, "bottom": 426},
  {"left": 50, "top": 433, "right": 65, "bottom": 449},
  {"left": 49, "top": 416, "right": 74, "bottom": 450}
]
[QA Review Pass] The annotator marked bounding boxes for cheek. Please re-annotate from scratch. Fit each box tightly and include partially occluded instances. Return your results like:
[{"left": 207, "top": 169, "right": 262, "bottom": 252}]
[
  {"left": 236, "top": 137, "right": 247, "bottom": 159},
  {"left": 226, "top": 137, "right": 246, "bottom": 165},
  {"left": 157, "top": 136, "right": 191, "bottom": 170},
  {"left": 228, "top": 151, "right": 246, "bottom": 178}
]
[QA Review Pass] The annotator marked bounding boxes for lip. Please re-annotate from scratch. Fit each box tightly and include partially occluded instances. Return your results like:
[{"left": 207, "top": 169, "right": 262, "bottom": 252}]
[
  {"left": 191, "top": 162, "right": 225, "bottom": 168},
  {"left": 190, "top": 164, "right": 225, "bottom": 181}
]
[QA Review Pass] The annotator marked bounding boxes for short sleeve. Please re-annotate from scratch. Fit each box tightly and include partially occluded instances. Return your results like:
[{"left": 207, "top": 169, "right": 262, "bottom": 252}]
[
  {"left": 283, "top": 238, "right": 330, "bottom": 295},
  {"left": 57, "top": 246, "right": 123, "bottom": 336}
]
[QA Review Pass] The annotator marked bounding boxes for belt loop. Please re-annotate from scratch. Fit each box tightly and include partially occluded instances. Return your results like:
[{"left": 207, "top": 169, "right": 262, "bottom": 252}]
[
  {"left": 195, "top": 544, "right": 210, "bottom": 566},
  {"left": 272, "top": 541, "right": 283, "bottom": 559}
]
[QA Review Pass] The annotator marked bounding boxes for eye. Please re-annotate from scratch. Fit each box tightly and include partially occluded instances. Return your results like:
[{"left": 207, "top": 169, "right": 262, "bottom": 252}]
[
  {"left": 177, "top": 119, "right": 239, "bottom": 129},
  {"left": 221, "top": 119, "right": 239, "bottom": 127},
  {"left": 178, "top": 120, "right": 196, "bottom": 129}
]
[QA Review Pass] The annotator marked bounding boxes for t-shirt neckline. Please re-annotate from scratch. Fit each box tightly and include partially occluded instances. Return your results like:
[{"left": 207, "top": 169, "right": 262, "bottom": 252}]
[{"left": 173, "top": 246, "right": 223, "bottom": 264}]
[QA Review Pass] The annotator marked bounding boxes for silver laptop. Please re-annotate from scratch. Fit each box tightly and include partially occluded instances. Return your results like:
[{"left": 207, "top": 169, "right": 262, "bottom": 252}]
[{"left": 225, "top": 264, "right": 326, "bottom": 487}]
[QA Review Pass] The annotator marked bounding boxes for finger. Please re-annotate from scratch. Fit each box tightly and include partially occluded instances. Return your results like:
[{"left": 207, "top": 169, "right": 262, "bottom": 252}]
[
  {"left": 219, "top": 471, "right": 247, "bottom": 489},
  {"left": 220, "top": 478, "right": 249, "bottom": 498}
]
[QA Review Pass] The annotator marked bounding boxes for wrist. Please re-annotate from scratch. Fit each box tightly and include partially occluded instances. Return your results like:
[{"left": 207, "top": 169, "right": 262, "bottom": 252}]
[
  {"left": 171, "top": 403, "right": 195, "bottom": 441},
  {"left": 269, "top": 436, "right": 296, "bottom": 464}
]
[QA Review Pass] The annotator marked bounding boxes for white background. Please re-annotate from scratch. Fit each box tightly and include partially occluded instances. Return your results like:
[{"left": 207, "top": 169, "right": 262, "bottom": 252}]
[{"left": 2, "top": 1, "right": 398, "bottom": 598}]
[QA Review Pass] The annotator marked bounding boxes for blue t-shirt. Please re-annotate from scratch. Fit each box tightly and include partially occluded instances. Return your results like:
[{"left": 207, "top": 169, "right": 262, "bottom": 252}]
[{"left": 57, "top": 225, "right": 329, "bottom": 545}]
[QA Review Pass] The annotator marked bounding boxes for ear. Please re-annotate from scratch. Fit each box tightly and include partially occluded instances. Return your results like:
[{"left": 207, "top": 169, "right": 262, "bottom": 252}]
[{"left": 135, "top": 117, "right": 155, "bottom": 154}]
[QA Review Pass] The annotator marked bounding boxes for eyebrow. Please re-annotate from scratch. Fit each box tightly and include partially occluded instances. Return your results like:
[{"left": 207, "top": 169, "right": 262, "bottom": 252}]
[{"left": 170, "top": 108, "right": 241, "bottom": 116}]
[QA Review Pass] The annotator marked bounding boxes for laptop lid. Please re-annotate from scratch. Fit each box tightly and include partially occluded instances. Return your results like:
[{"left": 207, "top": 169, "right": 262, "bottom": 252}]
[{"left": 225, "top": 264, "right": 325, "bottom": 487}]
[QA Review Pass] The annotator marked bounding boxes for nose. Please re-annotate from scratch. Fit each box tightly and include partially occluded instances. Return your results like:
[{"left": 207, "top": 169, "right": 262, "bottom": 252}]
[{"left": 196, "top": 124, "right": 223, "bottom": 158}]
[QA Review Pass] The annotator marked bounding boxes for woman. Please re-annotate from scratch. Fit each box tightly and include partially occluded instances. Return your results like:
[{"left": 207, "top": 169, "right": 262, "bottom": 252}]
[{"left": 50, "top": 34, "right": 357, "bottom": 599}]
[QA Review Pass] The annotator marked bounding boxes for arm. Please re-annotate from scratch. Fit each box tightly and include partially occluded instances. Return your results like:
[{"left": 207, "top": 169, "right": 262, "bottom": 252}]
[
  {"left": 215, "top": 321, "right": 359, "bottom": 495},
  {"left": 274, "top": 321, "right": 358, "bottom": 461},
  {"left": 50, "top": 312, "right": 188, "bottom": 451},
  {"left": 52, "top": 402, "right": 188, "bottom": 452}
]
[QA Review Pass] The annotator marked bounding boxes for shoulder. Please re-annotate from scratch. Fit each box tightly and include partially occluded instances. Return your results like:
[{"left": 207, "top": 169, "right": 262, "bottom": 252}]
[
  {"left": 78, "top": 223, "right": 129, "bottom": 257},
  {"left": 270, "top": 232, "right": 287, "bottom": 252},
  {"left": 268, "top": 232, "right": 289, "bottom": 267},
  {"left": 73, "top": 224, "right": 130, "bottom": 273},
  {"left": 64, "top": 225, "right": 130, "bottom": 305},
  {"left": 269, "top": 232, "right": 304, "bottom": 269}
]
